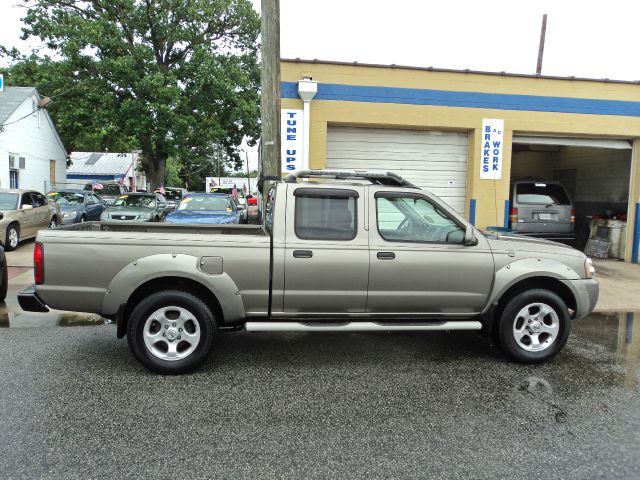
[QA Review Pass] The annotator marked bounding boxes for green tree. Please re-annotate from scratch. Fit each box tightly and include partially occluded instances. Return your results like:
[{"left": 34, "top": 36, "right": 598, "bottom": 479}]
[
  {"left": 4, "top": 0, "right": 260, "bottom": 188},
  {"left": 164, "top": 157, "right": 182, "bottom": 187}
]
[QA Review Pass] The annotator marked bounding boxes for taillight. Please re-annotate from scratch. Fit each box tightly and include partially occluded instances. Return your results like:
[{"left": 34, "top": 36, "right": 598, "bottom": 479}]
[
  {"left": 34, "top": 242, "right": 44, "bottom": 285},
  {"left": 571, "top": 209, "right": 575, "bottom": 223},
  {"left": 509, "top": 207, "right": 518, "bottom": 224}
]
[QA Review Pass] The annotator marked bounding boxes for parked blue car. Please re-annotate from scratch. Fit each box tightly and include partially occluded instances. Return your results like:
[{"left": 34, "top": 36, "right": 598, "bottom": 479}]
[
  {"left": 46, "top": 190, "right": 106, "bottom": 224},
  {"left": 164, "top": 193, "right": 241, "bottom": 224}
]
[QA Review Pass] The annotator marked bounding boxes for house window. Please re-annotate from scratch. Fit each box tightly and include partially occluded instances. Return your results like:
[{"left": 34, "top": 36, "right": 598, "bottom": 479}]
[{"left": 10, "top": 170, "right": 19, "bottom": 189}]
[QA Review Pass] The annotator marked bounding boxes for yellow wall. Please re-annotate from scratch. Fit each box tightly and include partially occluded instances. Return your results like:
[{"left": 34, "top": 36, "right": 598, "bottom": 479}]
[{"left": 281, "top": 60, "right": 640, "bottom": 261}]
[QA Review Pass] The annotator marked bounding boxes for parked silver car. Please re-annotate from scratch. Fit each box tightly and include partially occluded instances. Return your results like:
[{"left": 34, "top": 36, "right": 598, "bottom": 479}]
[
  {"left": 0, "top": 189, "right": 61, "bottom": 251},
  {"left": 100, "top": 192, "right": 171, "bottom": 222}
]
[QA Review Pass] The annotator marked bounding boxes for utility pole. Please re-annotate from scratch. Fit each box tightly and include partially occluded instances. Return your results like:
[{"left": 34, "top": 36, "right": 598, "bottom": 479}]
[
  {"left": 536, "top": 14, "right": 548, "bottom": 75},
  {"left": 245, "top": 151, "right": 251, "bottom": 193},
  {"left": 260, "top": 0, "right": 281, "bottom": 183}
]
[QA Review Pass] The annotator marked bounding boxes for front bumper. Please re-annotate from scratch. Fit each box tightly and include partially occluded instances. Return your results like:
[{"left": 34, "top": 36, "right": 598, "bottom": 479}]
[
  {"left": 562, "top": 278, "right": 599, "bottom": 319},
  {"left": 18, "top": 284, "right": 50, "bottom": 312}
]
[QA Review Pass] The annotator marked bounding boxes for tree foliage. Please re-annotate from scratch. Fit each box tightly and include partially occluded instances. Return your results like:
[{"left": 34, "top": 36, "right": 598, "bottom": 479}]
[{"left": 4, "top": 0, "right": 260, "bottom": 188}]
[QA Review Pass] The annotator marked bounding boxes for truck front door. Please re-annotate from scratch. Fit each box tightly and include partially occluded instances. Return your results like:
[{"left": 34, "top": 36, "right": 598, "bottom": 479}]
[
  {"left": 282, "top": 185, "right": 369, "bottom": 315},
  {"left": 367, "top": 190, "right": 494, "bottom": 315}
]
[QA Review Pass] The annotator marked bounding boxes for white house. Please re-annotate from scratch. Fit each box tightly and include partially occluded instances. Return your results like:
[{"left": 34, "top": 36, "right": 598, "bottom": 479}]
[
  {"left": 67, "top": 152, "right": 147, "bottom": 191},
  {"left": 0, "top": 86, "right": 67, "bottom": 192}
]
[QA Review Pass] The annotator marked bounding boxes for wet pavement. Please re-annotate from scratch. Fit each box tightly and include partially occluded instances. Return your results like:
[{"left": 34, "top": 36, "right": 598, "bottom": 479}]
[{"left": 0, "top": 311, "right": 638, "bottom": 479}]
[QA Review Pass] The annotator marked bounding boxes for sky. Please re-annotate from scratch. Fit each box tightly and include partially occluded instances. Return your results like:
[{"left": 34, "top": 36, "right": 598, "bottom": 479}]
[{"left": 2, "top": 0, "right": 640, "bottom": 170}]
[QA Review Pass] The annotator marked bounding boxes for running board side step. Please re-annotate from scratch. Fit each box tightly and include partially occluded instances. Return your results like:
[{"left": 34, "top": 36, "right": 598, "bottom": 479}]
[{"left": 245, "top": 321, "right": 482, "bottom": 332}]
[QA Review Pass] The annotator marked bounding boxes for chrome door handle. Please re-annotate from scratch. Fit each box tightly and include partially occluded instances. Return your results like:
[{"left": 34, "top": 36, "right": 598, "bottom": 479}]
[
  {"left": 293, "top": 250, "right": 313, "bottom": 258},
  {"left": 377, "top": 251, "right": 395, "bottom": 260}
]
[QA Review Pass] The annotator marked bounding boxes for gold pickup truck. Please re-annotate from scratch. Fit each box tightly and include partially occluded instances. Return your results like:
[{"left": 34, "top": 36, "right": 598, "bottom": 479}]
[{"left": 18, "top": 171, "right": 598, "bottom": 374}]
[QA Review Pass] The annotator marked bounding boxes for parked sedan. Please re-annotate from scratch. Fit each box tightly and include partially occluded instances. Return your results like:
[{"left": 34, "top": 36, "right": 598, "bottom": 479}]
[
  {"left": 47, "top": 190, "right": 106, "bottom": 224},
  {"left": 0, "top": 189, "right": 61, "bottom": 251},
  {"left": 100, "top": 192, "right": 170, "bottom": 222},
  {"left": 164, "top": 193, "right": 241, "bottom": 224}
]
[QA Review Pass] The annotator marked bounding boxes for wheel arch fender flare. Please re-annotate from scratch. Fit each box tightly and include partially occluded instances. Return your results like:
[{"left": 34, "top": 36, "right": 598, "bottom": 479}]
[
  {"left": 102, "top": 253, "right": 245, "bottom": 323},
  {"left": 485, "top": 257, "right": 580, "bottom": 314}
]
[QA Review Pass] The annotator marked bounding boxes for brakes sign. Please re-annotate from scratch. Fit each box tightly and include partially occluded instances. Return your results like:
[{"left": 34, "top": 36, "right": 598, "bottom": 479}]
[{"left": 480, "top": 118, "right": 504, "bottom": 180}]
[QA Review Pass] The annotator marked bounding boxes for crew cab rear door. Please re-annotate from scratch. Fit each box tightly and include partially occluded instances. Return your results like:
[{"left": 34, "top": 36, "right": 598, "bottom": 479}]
[
  {"left": 367, "top": 189, "right": 494, "bottom": 315},
  {"left": 282, "top": 184, "right": 369, "bottom": 314}
]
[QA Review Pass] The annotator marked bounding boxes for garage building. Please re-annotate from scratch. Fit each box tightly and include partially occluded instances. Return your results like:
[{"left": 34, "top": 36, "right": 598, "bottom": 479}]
[{"left": 280, "top": 59, "right": 640, "bottom": 263}]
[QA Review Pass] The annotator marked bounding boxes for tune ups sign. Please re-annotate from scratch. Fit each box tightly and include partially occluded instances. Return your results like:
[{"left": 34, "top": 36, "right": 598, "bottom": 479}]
[
  {"left": 480, "top": 118, "right": 504, "bottom": 180},
  {"left": 281, "top": 109, "right": 304, "bottom": 172}
]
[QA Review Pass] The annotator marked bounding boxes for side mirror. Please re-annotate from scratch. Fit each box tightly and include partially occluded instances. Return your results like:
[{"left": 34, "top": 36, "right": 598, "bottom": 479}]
[
  {"left": 464, "top": 225, "right": 476, "bottom": 245},
  {"left": 21, "top": 204, "right": 33, "bottom": 210}
]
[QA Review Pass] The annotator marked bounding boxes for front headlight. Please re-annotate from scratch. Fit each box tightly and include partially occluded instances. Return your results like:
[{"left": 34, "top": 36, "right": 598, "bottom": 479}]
[
  {"left": 100, "top": 212, "right": 110, "bottom": 221},
  {"left": 584, "top": 257, "right": 595, "bottom": 279},
  {"left": 138, "top": 212, "right": 153, "bottom": 220},
  {"left": 62, "top": 211, "right": 77, "bottom": 219}
]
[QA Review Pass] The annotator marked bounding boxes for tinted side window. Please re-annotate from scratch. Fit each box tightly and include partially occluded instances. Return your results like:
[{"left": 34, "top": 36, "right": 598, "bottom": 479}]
[
  {"left": 21, "top": 193, "right": 33, "bottom": 206},
  {"left": 295, "top": 192, "right": 357, "bottom": 241},
  {"left": 376, "top": 195, "right": 464, "bottom": 244},
  {"left": 31, "top": 192, "right": 48, "bottom": 207}
]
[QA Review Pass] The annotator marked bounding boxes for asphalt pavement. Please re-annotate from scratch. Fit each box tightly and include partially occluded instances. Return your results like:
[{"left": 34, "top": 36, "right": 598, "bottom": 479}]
[{"left": 0, "top": 312, "right": 638, "bottom": 479}]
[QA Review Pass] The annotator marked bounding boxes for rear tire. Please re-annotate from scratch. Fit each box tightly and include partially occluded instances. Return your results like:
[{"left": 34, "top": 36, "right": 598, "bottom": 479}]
[
  {"left": 497, "top": 289, "right": 570, "bottom": 363},
  {"left": 5, "top": 224, "right": 19, "bottom": 251},
  {"left": 127, "top": 290, "right": 216, "bottom": 374}
]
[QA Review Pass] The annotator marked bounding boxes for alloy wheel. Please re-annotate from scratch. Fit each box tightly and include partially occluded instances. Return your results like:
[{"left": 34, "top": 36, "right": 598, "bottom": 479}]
[
  {"left": 512, "top": 302, "right": 559, "bottom": 352},
  {"left": 142, "top": 306, "right": 201, "bottom": 361}
]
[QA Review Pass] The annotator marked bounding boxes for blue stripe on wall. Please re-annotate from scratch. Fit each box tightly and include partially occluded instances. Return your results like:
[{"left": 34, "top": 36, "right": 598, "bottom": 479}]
[
  {"left": 469, "top": 199, "right": 476, "bottom": 226},
  {"left": 633, "top": 202, "right": 640, "bottom": 264},
  {"left": 67, "top": 174, "right": 120, "bottom": 181},
  {"left": 281, "top": 81, "right": 640, "bottom": 117},
  {"left": 504, "top": 199, "right": 510, "bottom": 228}
]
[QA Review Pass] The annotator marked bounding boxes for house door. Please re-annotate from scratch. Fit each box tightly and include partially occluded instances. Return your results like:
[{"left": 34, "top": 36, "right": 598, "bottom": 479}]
[{"left": 50, "top": 160, "right": 56, "bottom": 187}]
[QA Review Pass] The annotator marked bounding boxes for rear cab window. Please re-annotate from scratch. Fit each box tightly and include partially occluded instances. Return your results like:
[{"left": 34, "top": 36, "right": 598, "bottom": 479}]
[{"left": 515, "top": 182, "right": 571, "bottom": 205}]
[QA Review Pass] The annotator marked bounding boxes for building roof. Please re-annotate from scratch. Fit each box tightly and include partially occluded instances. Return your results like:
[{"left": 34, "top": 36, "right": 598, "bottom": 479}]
[
  {"left": 0, "top": 86, "right": 37, "bottom": 124},
  {"left": 282, "top": 58, "right": 640, "bottom": 86},
  {"left": 68, "top": 152, "right": 134, "bottom": 176}
]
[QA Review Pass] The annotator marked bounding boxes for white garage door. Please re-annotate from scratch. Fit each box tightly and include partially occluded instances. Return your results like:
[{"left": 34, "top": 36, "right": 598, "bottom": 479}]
[{"left": 326, "top": 126, "right": 469, "bottom": 213}]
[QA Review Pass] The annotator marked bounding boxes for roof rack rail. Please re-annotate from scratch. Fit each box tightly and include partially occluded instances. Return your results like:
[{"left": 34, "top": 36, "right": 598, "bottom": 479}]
[{"left": 284, "top": 170, "right": 418, "bottom": 188}]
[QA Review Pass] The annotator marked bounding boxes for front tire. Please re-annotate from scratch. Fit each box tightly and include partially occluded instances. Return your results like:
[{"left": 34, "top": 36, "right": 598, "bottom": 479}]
[
  {"left": 5, "top": 224, "right": 20, "bottom": 251},
  {"left": 497, "top": 289, "right": 570, "bottom": 363},
  {"left": 127, "top": 290, "right": 216, "bottom": 374},
  {"left": 49, "top": 217, "right": 58, "bottom": 228}
]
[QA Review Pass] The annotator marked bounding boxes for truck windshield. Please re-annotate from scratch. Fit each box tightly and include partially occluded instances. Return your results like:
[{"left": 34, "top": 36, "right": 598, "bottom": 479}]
[
  {"left": 113, "top": 195, "right": 155, "bottom": 207},
  {"left": 516, "top": 183, "right": 570, "bottom": 205},
  {"left": 104, "top": 185, "right": 124, "bottom": 195},
  {"left": 0, "top": 193, "right": 19, "bottom": 210},
  {"left": 177, "top": 195, "right": 232, "bottom": 211},
  {"left": 159, "top": 189, "right": 183, "bottom": 201}
]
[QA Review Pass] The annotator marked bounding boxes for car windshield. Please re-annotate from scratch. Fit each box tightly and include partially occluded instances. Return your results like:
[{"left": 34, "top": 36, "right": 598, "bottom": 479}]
[
  {"left": 158, "top": 189, "right": 183, "bottom": 201},
  {"left": 112, "top": 195, "right": 155, "bottom": 208},
  {"left": 0, "top": 193, "right": 19, "bottom": 210},
  {"left": 516, "top": 183, "right": 571, "bottom": 205},
  {"left": 177, "top": 195, "right": 233, "bottom": 211},
  {"left": 47, "top": 192, "right": 84, "bottom": 205}
]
